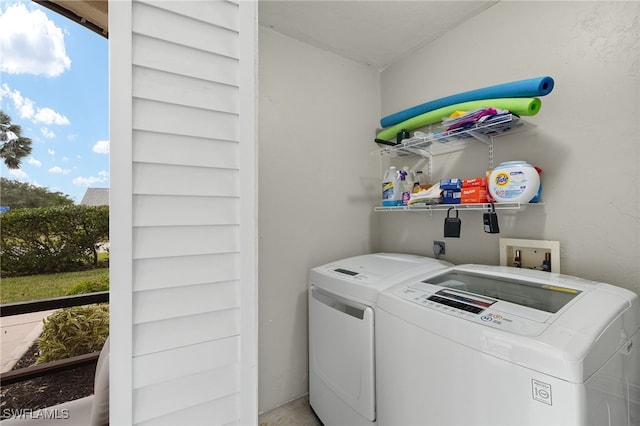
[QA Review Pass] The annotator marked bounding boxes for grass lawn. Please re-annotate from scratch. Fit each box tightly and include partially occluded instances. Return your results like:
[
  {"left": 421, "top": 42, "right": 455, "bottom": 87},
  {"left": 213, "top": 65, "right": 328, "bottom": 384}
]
[{"left": 1, "top": 268, "right": 109, "bottom": 304}]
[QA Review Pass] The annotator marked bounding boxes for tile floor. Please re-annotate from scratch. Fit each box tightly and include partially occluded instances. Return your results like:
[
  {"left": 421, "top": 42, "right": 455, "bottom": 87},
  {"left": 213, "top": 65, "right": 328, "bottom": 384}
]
[{"left": 258, "top": 395, "right": 322, "bottom": 426}]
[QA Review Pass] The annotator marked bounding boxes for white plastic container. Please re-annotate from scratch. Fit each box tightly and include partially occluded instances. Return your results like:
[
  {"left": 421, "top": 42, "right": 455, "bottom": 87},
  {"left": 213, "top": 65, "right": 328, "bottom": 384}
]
[
  {"left": 401, "top": 166, "right": 416, "bottom": 191},
  {"left": 488, "top": 161, "right": 540, "bottom": 203},
  {"left": 382, "top": 166, "right": 399, "bottom": 206}
]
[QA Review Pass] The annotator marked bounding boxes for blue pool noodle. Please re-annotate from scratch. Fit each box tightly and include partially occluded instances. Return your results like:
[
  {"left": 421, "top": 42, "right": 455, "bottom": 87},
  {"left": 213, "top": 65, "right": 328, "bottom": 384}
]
[{"left": 380, "top": 76, "right": 554, "bottom": 128}]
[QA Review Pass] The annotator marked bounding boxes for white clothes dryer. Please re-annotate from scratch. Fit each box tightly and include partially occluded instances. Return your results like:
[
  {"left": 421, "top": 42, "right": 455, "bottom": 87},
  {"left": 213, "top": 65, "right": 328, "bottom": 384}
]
[
  {"left": 376, "top": 264, "right": 640, "bottom": 426},
  {"left": 308, "top": 253, "right": 451, "bottom": 426}
]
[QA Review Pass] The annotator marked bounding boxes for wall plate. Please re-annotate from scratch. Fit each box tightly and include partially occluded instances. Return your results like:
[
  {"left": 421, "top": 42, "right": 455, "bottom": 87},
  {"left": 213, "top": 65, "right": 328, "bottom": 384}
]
[{"left": 499, "top": 238, "right": 560, "bottom": 273}]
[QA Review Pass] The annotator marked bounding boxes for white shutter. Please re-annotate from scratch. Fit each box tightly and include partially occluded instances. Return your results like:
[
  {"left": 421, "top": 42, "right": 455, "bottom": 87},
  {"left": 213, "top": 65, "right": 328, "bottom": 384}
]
[{"left": 110, "top": 0, "right": 256, "bottom": 424}]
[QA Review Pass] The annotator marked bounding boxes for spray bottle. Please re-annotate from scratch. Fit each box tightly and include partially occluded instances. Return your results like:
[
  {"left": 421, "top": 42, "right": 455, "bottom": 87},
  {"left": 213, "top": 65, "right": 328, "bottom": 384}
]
[{"left": 398, "top": 170, "right": 411, "bottom": 206}]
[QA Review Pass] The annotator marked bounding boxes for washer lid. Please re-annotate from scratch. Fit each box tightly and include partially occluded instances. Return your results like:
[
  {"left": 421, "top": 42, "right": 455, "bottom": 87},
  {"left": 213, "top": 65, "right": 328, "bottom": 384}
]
[
  {"left": 423, "top": 268, "right": 581, "bottom": 317},
  {"left": 309, "top": 252, "right": 451, "bottom": 303},
  {"left": 379, "top": 264, "right": 640, "bottom": 382}
]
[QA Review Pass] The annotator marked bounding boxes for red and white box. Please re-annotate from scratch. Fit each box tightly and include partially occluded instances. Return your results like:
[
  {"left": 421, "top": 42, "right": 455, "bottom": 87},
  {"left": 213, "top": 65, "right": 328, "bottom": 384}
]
[
  {"left": 461, "top": 187, "right": 488, "bottom": 204},
  {"left": 461, "top": 177, "right": 487, "bottom": 188}
]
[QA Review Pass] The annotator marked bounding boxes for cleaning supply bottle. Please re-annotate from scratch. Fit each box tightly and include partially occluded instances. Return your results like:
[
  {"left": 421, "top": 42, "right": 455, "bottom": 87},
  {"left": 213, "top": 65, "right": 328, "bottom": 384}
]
[
  {"left": 488, "top": 161, "right": 540, "bottom": 203},
  {"left": 402, "top": 166, "right": 416, "bottom": 192},
  {"left": 398, "top": 170, "right": 411, "bottom": 206},
  {"left": 382, "top": 166, "right": 399, "bottom": 206},
  {"left": 415, "top": 170, "right": 430, "bottom": 190}
]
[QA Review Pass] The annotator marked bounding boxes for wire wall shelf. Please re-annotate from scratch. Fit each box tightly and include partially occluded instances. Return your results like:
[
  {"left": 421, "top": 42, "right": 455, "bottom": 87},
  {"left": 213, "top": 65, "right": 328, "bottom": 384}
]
[
  {"left": 374, "top": 202, "right": 543, "bottom": 213},
  {"left": 372, "top": 114, "right": 536, "bottom": 162}
]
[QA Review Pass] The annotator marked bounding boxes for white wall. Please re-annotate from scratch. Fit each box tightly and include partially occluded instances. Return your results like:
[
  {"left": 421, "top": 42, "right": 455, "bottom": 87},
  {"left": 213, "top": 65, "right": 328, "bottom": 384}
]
[
  {"left": 258, "top": 28, "right": 381, "bottom": 413},
  {"left": 257, "top": 0, "right": 639, "bottom": 415},
  {"left": 379, "top": 1, "right": 640, "bottom": 295}
]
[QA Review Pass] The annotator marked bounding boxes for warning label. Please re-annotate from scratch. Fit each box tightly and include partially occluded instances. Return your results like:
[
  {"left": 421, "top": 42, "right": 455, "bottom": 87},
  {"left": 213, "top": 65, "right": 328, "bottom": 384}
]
[{"left": 532, "top": 379, "right": 553, "bottom": 405}]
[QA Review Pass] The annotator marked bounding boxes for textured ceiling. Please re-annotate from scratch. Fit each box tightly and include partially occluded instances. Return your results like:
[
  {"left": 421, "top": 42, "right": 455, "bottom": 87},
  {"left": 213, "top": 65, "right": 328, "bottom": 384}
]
[
  {"left": 259, "top": 1, "right": 497, "bottom": 71},
  {"left": 36, "top": 1, "right": 497, "bottom": 69}
]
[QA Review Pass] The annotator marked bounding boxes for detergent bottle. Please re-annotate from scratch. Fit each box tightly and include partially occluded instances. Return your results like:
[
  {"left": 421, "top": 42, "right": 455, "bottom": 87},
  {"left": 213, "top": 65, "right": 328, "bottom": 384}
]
[
  {"left": 382, "top": 166, "right": 399, "bottom": 206},
  {"left": 488, "top": 161, "right": 540, "bottom": 203}
]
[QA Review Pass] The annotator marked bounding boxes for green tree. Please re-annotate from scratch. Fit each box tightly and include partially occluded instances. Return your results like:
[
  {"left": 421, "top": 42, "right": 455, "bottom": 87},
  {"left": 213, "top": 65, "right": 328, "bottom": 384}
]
[
  {"left": 0, "top": 110, "right": 32, "bottom": 169},
  {"left": 0, "top": 178, "right": 74, "bottom": 209}
]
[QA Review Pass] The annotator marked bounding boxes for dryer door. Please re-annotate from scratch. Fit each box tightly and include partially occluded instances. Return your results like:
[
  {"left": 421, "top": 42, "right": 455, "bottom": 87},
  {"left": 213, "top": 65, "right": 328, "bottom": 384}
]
[{"left": 309, "top": 286, "right": 376, "bottom": 421}]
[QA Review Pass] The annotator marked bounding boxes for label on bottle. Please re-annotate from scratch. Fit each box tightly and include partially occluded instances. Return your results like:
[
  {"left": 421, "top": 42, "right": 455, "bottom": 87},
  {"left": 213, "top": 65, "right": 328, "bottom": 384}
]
[
  {"left": 382, "top": 182, "right": 394, "bottom": 203},
  {"left": 401, "top": 191, "right": 410, "bottom": 206}
]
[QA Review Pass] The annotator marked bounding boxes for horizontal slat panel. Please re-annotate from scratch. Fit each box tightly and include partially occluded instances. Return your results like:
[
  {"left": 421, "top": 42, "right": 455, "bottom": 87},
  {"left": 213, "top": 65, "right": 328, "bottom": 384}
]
[
  {"left": 133, "top": 130, "right": 239, "bottom": 168},
  {"left": 133, "top": 1, "right": 238, "bottom": 58},
  {"left": 133, "top": 308, "right": 240, "bottom": 356},
  {"left": 133, "top": 281, "right": 239, "bottom": 324},
  {"left": 136, "top": 393, "right": 239, "bottom": 426},
  {"left": 133, "top": 195, "right": 238, "bottom": 227},
  {"left": 137, "top": 0, "right": 238, "bottom": 32},
  {"left": 133, "top": 336, "right": 239, "bottom": 389},
  {"left": 133, "top": 67, "right": 238, "bottom": 113},
  {"left": 133, "top": 225, "right": 239, "bottom": 259},
  {"left": 133, "top": 163, "right": 238, "bottom": 197},
  {"left": 133, "top": 253, "right": 240, "bottom": 292},
  {"left": 133, "top": 35, "right": 238, "bottom": 86},
  {"left": 133, "top": 98, "right": 237, "bottom": 141},
  {"left": 133, "top": 364, "right": 239, "bottom": 423}
]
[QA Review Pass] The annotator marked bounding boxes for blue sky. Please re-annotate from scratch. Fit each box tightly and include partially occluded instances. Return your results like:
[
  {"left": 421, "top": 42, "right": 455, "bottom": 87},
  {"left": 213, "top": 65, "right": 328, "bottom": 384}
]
[{"left": 0, "top": 0, "right": 108, "bottom": 203}]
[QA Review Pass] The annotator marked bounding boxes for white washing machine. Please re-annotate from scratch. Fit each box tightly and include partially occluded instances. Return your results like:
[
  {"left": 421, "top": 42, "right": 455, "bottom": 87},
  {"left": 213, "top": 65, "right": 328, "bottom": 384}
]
[
  {"left": 376, "top": 264, "right": 640, "bottom": 426},
  {"left": 308, "top": 253, "right": 452, "bottom": 426}
]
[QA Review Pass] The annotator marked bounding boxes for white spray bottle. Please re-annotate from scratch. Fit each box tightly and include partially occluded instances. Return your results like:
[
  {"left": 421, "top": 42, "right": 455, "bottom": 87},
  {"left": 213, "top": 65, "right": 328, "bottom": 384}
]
[{"left": 398, "top": 170, "right": 411, "bottom": 206}]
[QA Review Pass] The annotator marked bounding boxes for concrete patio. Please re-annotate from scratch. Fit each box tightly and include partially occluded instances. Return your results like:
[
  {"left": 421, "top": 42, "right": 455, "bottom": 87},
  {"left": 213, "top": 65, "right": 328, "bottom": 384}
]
[{"left": 1, "top": 310, "right": 54, "bottom": 373}]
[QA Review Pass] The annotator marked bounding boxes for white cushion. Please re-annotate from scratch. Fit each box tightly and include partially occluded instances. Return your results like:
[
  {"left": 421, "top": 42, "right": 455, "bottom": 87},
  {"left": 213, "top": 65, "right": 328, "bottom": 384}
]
[
  {"left": 1, "top": 337, "right": 109, "bottom": 426},
  {"left": 89, "top": 336, "right": 109, "bottom": 426}
]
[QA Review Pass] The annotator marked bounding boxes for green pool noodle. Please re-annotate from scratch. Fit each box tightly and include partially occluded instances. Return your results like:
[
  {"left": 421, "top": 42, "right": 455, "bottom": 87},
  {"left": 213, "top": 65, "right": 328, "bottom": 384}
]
[{"left": 376, "top": 97, "right": 541, "bottom": 142}]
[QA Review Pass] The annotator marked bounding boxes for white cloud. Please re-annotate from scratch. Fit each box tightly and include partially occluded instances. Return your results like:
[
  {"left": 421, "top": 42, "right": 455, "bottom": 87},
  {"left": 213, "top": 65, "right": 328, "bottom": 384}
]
[
  {"left": 0, "top": 83, "right": 34, "bottom": 119},
  {"left": 8, "top": 168, "right": 28, "bottom": 179},
  {"left": 92, "top": 140, "right": 110, "bottom": 154},
  {"left": 40, "top": 127, "right": 55, "bottom": 139},
  {"left": 48, "top": 166, "right": 70, "bottom": 175},
  {"left": 27, "top": 156, "right": 42, "bottom": 167},
  {"left": 48, "top": 149, "right": 55, "bottom": 156},
  {"left": 0, "top": 84, "right": 70, "bottom": 125},
  {"left": 34, "top": 107, "right": 70, "bottom": 125},
  {"left": 73, "top": 170, "right": 109, "bottom": 187},
  {"left": 0, "top": 2, "right": 71, "bottom": 77}
]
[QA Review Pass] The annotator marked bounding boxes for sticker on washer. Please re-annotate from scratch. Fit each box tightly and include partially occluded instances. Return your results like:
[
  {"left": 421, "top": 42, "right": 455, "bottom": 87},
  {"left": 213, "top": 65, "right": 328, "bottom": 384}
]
[{"left": 531, "top": 379, "right": 552, "bottom": 405}]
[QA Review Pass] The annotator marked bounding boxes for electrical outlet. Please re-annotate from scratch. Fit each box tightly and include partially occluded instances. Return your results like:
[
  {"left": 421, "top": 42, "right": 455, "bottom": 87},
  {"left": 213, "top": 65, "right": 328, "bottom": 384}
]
[{"left": 433, "top": 240, "right": 445, "bottom": 256}]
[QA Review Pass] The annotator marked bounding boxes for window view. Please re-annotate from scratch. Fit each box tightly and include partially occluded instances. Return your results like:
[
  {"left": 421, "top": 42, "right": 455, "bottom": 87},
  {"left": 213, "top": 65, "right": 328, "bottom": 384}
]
[{"left": 0, "top": 0, "right": 109, "bottom": 420}]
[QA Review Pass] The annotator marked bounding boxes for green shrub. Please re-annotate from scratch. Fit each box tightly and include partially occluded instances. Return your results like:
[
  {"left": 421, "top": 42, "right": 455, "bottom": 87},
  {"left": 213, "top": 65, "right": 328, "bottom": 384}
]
[
  {"left": 37, "top": 305, "right": 109, "bottom": 364},
  {"left": 66, "top": 274, "right": 109, "bottom": 295},
  {"left": 0, "top": 205, "right": 109, "bottom": 276}
]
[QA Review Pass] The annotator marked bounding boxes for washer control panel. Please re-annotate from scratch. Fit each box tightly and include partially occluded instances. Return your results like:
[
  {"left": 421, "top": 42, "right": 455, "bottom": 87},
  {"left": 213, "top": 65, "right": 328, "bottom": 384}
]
[
  {"left": 397, "top": 286, "right": 547, "bottom": 336},
  {"left": 399, "top": 287, "right": 488, "bottom": 320}
]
